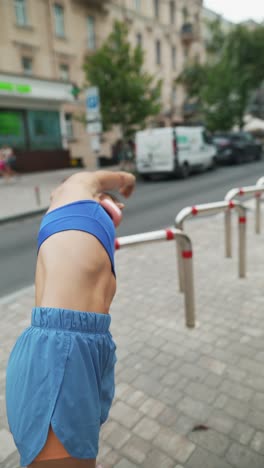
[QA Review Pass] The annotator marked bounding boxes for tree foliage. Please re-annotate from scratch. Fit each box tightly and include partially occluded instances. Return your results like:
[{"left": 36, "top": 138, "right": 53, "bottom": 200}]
[
  {"left": 83, "top": 21, "right": 162, "bottom": 138},
  {"left": 178, "top": 22, "right": 264, "bottom": 131}
]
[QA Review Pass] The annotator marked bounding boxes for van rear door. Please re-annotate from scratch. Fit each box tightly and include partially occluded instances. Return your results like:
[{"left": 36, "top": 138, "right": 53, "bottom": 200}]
[{"left": 136, "top": 128, "right": 174, "bottom": 173}]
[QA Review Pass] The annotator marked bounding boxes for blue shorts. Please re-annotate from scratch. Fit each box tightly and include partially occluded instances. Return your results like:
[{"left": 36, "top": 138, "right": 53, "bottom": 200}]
[{"left": 5, "top": 307, "right": 117, "bottom": 466}]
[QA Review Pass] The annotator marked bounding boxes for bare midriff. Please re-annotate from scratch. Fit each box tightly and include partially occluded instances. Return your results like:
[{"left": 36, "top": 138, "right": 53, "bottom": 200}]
[
  {"left": 35, "top": 229, "right": 116, "bottom": 313},
  {"left": 35, "top": 179, "right": 116, "bottom": 313}
]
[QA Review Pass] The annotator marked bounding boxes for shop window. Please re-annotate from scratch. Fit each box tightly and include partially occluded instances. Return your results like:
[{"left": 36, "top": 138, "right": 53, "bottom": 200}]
[
  {"left": 53, "top": 3, "right": 65, "bottom": 37},
  {"left": 22, "top": 56, "right": 33, "bottom": 75},
  {"left": 0, "top": 111, "right": 26, "bottom": 149},
  {"left": 87, "top": 16, "right": 96, "bottom": 50},
  {"left": 28, "top": 110, "right": 62, "bottom": 149},
  {"left": 65, "top": 113, "right": 74, "bottom": 139},
  {"left": 60, "top": 63, "right": 69, "bottom": 81},
  {"left": 155, "top": 39, "right": 161, "bottom": 65},
  {"left": 14, "top": 0, "right": 28, "bottom": 26}
]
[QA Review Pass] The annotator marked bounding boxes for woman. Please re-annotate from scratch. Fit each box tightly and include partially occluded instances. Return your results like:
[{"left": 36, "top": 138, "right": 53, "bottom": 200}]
[{"left": 6, "top": 170, "right": 136, "bottom": 468}]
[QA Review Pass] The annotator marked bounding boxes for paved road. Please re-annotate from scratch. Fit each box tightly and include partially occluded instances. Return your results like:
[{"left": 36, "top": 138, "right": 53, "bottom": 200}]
[{"left": 1, "top": 160, "right": 264, "bottom": 297}]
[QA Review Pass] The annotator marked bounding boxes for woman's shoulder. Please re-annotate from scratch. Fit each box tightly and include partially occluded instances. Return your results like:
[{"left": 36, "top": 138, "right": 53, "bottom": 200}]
[{"left": 47, "top": 172, "right": 97, "bottom": 211}]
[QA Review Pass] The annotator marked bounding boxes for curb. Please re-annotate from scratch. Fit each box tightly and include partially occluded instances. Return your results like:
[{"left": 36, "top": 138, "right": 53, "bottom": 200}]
[{"left": 0, "top": 208, "right": 48, "bottom": 225}]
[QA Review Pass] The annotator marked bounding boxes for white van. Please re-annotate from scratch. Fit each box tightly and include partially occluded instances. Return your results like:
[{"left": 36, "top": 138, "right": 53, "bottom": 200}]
[{"left": 135, "top": 126, "right": 216, "bottom": 179}]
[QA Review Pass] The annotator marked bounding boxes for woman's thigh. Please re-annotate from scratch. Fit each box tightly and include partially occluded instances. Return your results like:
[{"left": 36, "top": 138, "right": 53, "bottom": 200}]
[{"left": 29, "top": 457, "right": 96, "bottom": 468}]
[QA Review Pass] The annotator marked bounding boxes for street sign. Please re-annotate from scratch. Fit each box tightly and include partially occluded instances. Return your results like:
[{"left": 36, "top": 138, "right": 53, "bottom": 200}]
[
  {"left": 86, "top": 86, "right": 102, "bottom": 135},
  {"left": 86, "top": 120, "right": 102, "bottom": 134},
  {"left": 91, "top": 135, "right": 101, "bottom": 152},
  {"left": 86, "top": 86, "right": 100, "bottom": 118}
]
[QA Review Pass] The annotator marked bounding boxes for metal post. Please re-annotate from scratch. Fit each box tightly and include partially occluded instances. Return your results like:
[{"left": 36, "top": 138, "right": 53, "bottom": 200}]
[
  {"left": 34, "top": 186, "right": 41, "bottom": 206},
  {"left": 115, "top": 228, "right": 196, "bottom": 328},
  {"left": 225, "top": 185, "right": 264, "bottom": 255},
  {"left": 181, "top": 244, "right": 195, "bottom": 327},
  {"left": 176, "top": 237, "right": 185, "bottom": 292},
  {"left": 225, "top": 210, "right": 232, "bottom": 258},
  {"left": 175, "top": 200, "right": 247, "bottom": 279},
  {"left": 238, "top": 215, "right": 246, "bottom": 278}
]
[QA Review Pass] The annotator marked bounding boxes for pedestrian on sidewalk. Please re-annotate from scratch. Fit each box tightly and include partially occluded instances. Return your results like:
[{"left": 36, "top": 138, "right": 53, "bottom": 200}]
[
  {"left": 1, "top": 145, "right": 19, "bottom": 179},
  {"left": 0, "top": 148, "right": 10, "bottom": 181},
  {"left": 5, "top": 170, "right": 136, "bottom": 468}
]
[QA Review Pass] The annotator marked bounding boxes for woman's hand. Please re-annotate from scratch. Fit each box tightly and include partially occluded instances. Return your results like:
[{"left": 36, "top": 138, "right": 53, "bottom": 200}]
[
  {"left": 118, "top": 172, "right": 136, "bottom": 198},
  {"left": 92, "top": 171, "right": 136, "bottom": 198}
]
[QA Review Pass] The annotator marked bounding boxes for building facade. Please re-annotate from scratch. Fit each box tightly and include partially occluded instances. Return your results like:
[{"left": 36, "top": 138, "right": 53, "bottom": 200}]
[{"left": 0, "top": 0, "right": 205, "bottom": 170}]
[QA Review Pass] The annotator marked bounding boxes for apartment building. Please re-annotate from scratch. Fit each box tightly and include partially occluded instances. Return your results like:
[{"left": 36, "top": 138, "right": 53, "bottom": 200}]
[{"left": 0, "top": 0, "right": 204, "bottom": 170}]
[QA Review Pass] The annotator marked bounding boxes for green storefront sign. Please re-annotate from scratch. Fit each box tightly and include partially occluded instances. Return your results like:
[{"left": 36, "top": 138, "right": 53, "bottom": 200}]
[{"left": 0, "top": 81, "right": 31, "bottom": 94}]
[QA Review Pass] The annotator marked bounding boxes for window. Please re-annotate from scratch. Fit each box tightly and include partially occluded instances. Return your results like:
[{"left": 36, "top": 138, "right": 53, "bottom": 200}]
[
  {"left": 183, "top": 45, "right": 189, "bottom": 59},
  {"left": 169, "top": 1, "right": 175, "bottom": 24},
  {"left": 87, "top": 16, "right": 96, "bottom": 50},
  {"left": 0, "top": 111, "right": 25, "bottom": 149},
  {"left": 136, "top": 33, "right": 142, "bottom": 48},
  {"left": 182, "top": 6, "right": 189, "bottom": 21},
  {"left": 53, "top": 3, "right": 65, "bottom": 37},
  {"left": 22, "top": 56, "right": 32, "bottom": 75},
  {"left": 194, "top": 53, "right": 200, "bottom": 64},
  {"left": 172, "top": 46, "right": 176, "bottom": 69},
  {"left": 154, "top": 0, "right": 159, "bottom": 19},
  {"left": 14, "top": 0, "right": 28, "bottom": 26},
  {"left": 172, "top": 87, "right": 177, "bottom": 106},
  {"left": 65, "top": 113, "right": 74, "bottom": 139},
  {"left": 134, "top": 0, "right": 141, "bottom": 11},
  {"left": 28, "top": 110, "right": 62, "bottom": 149},
  {"left": 155, "top": 39, "right": 161, "bottom": 65},
  {"left": 59, "top": 64, "right": 69, "bottom": 81}
]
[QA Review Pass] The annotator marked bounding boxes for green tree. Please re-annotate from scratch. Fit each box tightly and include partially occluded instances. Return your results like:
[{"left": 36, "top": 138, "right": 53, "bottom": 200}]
[
  {"left": 178, "top": 23, "right": 264, "bottom": 131},
  {"left": 83, "top": 21, "right": 162, "bottom": 139}
]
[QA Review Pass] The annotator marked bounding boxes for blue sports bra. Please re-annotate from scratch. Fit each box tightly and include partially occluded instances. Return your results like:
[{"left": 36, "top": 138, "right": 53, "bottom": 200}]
[{"left": 37, "top": 200, "right": 116, "bottom": 275}]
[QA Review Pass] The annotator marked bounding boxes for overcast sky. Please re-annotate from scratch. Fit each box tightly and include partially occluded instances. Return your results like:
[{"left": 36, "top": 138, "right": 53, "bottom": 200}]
[{"left": 204, "top": 0, "right": 264, "bottom": 23}]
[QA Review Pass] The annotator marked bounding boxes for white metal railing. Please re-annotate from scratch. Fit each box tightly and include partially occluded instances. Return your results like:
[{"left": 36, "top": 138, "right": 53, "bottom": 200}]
[
  {"left": 115, "top": 227, "right": 196, "bottom": 328},
  {"left": 224, "top": 185, "right": 264, "bottom": 257},
  {"left": 175, "top": 201, "right": 247, "bottom": 292}
]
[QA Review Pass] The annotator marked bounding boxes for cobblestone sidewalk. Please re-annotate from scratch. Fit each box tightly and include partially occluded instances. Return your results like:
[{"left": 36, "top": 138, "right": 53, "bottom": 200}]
[{"left": 1, "top": 203, "right": 264, "bottom": 467}]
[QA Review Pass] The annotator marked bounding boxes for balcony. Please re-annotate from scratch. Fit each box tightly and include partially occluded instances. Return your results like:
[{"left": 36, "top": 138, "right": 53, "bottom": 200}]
[
  {"left": 75, "top": 0, "right": 109, "bottom": 11},
  {"left": 180, "top": 23, "right": 196, "bottom": 44},
  {"left": 76, "top": 0, "right": 109, "bottom": 4}
]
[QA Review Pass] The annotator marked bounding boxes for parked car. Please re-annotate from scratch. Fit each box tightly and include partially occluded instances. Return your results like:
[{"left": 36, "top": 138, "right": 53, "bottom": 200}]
[
  {"left": 136, "top": 126, "right": 216, "bottom": 179},
  {"left": 213, "top": 132, "right": 263, "bottom": 165}
]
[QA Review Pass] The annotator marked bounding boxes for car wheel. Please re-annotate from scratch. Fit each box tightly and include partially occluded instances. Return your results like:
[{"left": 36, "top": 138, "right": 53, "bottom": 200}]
[
  {"left": 179, "top": 163, "right": 190, "bottom": 179},
  {"left": 255, "top": 150, "right": 262, "bottom": 161}
]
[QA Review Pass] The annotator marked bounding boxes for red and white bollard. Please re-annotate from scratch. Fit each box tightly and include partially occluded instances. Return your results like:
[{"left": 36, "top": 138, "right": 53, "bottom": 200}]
[
  {"left": 225, "top": 185, "right": 264, "bottom": 256},
  {"left": 34, "top": 186, "right": 41, "bottom": 206},
  {"left": 175, "top": 200, "right": 247, "bottom": 293},
  {"left": 115, "top": 227, "right": 196, "bottom": 328}
]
